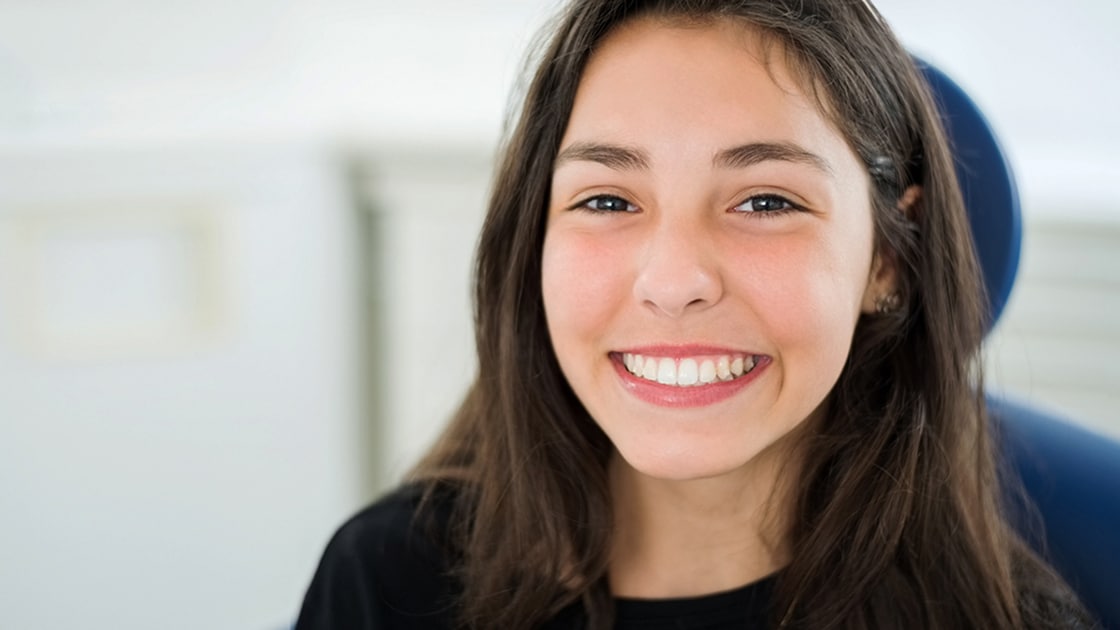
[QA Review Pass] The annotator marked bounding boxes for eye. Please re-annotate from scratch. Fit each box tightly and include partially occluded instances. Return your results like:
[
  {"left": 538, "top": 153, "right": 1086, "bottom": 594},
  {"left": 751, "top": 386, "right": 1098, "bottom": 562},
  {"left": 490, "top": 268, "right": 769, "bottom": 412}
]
[
  {"left": 576, "top": 194, "right": 639, "bottom": 214},
  {"left": 732, "top": 194, "right": 800, "bottom": 216}
]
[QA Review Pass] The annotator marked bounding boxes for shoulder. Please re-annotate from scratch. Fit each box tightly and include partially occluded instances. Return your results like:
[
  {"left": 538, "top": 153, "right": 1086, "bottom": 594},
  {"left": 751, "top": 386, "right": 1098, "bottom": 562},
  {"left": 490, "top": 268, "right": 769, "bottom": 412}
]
[
  {"left": 327, "top": 482, "right": 457, "bottom": 576},
  {"left": 1013, "top": 546, "right": 1102, "bottom": 630},
  {"left": 295, "top": 483, "right": 462, "bottom": 630},
  {"left": 1017, "top": 585, "right": 1101, "bottom": 630}
]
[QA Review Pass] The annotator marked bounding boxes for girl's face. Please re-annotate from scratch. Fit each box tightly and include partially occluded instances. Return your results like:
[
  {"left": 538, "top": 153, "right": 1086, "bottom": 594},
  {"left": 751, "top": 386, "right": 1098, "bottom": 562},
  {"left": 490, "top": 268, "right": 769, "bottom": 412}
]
[{"left": 542, "top": 18, "right": 892, "bottom": 482}]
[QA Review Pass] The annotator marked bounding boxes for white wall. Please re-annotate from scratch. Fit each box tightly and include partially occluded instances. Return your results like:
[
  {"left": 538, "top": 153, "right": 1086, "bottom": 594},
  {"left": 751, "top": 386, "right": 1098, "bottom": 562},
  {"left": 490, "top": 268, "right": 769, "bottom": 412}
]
[
  {"left": 0, "top": 143, "right": 366, "bottom": 630},
  {"left": 2, "top": 0, "right": 1115, "bottom": 204},
  {"left": 0, "top": 2, "right": 1116, "bottom": 629}
]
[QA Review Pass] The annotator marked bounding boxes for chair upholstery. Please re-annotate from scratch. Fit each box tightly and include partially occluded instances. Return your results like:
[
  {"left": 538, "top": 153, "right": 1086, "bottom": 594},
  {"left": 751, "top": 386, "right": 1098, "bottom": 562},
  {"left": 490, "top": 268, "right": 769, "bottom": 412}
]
[
  {"left": 919, "top": 59, "right": 1120, "bottom": 629},
  {"left": 993, "top": 396, "right": 1120, "bottom": 628}
]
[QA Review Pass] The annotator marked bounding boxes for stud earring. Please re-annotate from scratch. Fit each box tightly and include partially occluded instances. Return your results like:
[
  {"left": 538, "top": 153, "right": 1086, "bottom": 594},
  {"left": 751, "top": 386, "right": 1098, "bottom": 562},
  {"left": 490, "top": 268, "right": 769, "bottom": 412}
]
[{"left": 875, "top": 292, "right": 901, "bottom": 314}]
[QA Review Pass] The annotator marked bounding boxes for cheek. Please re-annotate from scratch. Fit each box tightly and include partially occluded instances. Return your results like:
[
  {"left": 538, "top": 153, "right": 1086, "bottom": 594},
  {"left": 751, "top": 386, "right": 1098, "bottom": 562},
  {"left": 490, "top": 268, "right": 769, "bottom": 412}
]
[
  {"left": 732, "top": 231, "right": 870, "bottom": 364},
  {"left": 541, "top": 229, "right": 627, "bottom": 350}
]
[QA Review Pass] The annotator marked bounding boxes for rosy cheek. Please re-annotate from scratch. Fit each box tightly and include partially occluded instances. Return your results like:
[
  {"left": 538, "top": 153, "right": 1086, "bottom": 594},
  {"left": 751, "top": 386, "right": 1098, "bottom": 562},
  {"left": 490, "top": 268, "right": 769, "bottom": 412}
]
[
  {"left": 723, "top": 236, "right": 859, "bottom": 344},
  {"left": 542, "top": 229, "right": 629, "bottom": 342}
]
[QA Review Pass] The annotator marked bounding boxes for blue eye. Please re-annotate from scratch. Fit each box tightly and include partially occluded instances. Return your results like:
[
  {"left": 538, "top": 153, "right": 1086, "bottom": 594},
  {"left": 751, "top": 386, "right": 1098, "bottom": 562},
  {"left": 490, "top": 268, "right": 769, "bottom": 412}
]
[
  {"left": 732, "top": 194, "right": 798, "bottom": 215},
  {"left": 579, "top": 195, "right": 638, "bottom": 213}
]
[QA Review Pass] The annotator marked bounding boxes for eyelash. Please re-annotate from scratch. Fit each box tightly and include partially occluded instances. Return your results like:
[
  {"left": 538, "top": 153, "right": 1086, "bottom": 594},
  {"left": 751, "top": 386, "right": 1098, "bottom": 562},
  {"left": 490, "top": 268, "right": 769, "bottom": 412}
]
[
  {"left": 573, "top": 194, "right": 639, "bottom": 214},
  {"left": 571, "top": 193, "right": 803, "bottom": 217},
  {"left": 731, "top": 193, "right": 802, "bottom": 217}
]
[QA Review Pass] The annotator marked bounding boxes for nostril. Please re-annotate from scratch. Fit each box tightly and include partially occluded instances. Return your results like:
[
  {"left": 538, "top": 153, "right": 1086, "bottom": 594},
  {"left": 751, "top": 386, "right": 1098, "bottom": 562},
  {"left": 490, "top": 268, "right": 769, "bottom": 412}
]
[
  {"left": 634, "top": 263, "right": 724, "bottom": 318},
  {"left": 631, "top": 224, "right": 724, "bottom": 317}
]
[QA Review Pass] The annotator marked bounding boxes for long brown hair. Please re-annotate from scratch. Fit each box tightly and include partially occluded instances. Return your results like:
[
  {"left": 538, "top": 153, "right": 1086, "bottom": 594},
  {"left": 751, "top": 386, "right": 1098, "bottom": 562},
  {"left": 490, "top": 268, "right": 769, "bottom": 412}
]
[{"left": 412, "top": 1, "right": 1090, "bottom": 628}]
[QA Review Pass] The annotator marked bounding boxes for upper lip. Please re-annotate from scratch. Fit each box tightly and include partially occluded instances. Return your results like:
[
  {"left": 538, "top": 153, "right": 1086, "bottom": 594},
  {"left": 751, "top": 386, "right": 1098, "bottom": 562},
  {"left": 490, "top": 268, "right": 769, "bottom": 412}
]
[{"left": 612, "top": 344, "right": 760, "bottom": 358}]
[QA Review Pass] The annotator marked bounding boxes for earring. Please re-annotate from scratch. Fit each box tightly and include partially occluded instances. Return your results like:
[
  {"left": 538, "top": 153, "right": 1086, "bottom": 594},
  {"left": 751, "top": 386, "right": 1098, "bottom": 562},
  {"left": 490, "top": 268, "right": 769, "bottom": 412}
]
[{"left": 875, "top": 292, "right": 901, "bottom": 314}]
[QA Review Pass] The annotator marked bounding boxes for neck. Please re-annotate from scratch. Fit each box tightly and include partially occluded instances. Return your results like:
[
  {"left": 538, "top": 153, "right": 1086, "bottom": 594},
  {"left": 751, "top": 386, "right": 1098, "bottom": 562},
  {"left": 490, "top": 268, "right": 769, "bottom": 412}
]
[{"left": 607, "top": 444, "right": 798, "bottom": 598}]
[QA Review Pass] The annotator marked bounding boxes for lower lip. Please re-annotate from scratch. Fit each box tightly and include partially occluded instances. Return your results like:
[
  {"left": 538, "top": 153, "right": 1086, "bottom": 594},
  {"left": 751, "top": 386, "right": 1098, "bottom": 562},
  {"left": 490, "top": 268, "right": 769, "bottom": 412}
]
[{"left": 610, "top": 353, "right": 769, "bottom": 408}]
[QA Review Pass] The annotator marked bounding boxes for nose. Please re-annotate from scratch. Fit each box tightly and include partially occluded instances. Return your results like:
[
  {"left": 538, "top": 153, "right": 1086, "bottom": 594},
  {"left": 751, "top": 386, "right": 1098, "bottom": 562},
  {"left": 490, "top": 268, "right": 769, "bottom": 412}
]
[{"left": 632, "top": 217, "right": 724, "bottom": 318}]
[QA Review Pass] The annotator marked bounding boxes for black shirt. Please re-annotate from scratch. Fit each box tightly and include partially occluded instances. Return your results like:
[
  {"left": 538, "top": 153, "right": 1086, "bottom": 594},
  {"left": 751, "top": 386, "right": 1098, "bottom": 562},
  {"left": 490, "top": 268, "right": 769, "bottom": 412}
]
[{"left": 295, "top": 484, "right": 775, "bottom": 629}]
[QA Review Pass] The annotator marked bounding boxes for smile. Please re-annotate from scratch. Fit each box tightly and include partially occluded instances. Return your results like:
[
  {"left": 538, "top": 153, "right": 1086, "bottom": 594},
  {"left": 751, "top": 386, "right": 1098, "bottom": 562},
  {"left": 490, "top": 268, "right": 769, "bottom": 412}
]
[{"left": 621, "top": 352, "right": 758, "bottom": 387}]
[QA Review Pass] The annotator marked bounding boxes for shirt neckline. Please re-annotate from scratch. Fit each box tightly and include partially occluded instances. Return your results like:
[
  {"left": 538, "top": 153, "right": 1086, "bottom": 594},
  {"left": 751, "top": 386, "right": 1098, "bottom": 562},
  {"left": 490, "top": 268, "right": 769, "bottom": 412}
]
[{"left": 613, "top": 573, "right": 778, "bottom": 623}]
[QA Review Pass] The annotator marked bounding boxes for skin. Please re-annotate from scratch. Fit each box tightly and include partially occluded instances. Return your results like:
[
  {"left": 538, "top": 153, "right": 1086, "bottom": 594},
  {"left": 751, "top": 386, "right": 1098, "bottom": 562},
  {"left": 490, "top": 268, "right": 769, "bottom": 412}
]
[{"left": 541, "top": 17, "right": 898, "bottom": 597}]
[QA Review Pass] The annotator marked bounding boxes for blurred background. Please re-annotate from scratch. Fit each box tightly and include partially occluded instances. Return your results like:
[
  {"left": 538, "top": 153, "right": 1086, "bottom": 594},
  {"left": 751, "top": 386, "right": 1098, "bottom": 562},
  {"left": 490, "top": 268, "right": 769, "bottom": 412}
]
[{"left": 0, "top": 1, "right": 1116, "bottom": 629}]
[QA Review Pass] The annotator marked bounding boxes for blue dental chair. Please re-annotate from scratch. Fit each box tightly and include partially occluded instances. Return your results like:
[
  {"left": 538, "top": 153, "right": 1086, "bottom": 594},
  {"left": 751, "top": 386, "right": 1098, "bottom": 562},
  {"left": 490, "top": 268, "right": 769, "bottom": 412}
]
[{"left": 920, "top": 59, "right": 1120, "bottom": 629}]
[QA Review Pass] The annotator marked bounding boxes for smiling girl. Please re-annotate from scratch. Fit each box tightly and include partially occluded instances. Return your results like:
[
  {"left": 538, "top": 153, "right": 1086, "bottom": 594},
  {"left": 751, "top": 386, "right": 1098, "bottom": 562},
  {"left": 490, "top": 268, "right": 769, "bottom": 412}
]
[{"left": 296, "top": 1, "right": 1094, "bottom": 628}]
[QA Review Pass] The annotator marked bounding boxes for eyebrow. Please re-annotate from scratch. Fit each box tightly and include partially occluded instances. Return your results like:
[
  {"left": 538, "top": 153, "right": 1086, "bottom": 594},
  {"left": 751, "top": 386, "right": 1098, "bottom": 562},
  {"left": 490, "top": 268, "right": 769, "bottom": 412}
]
[
  {"left": 554, "top": 140, "right": 832, "bottom": 174},
  {"left": 554, "top": 142, "right": 651, "bottom": 170},
  {"left": 714, "top": 142, "right": 833, "bottom": 175}
]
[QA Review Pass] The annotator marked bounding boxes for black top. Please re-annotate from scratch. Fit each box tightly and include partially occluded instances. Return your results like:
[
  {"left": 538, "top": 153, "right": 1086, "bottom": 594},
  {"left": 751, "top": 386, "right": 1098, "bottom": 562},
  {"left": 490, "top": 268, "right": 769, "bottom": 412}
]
[{"left": 295, "top": 484, "right": 775, "bottom": 629}]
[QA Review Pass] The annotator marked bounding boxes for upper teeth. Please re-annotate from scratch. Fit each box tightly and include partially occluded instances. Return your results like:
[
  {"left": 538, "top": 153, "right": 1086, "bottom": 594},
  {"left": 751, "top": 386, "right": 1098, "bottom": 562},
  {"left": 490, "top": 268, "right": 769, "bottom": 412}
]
[{"left": 621, "top": 353, "right": 756, "bottom": 387}]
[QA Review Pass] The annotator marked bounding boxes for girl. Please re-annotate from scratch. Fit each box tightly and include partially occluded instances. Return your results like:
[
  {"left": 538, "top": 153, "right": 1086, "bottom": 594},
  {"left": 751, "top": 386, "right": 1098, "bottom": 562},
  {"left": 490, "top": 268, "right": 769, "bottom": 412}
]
[{"left": 297, "top": 0, "right": 1094, "bottom": 627}]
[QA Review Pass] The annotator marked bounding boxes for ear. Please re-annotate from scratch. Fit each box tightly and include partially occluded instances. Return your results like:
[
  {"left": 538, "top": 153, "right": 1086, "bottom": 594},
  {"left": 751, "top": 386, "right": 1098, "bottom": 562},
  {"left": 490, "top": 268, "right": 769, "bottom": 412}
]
[
  {"left": 860, "top": 185, "right": 921, "bottom": 314},
  {"left": 860, "top": 250, "right": 898, "bottom": 314}
]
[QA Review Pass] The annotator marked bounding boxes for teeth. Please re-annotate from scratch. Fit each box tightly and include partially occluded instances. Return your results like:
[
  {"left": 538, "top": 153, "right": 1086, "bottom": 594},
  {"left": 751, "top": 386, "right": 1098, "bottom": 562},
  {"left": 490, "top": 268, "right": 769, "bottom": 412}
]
[
  {"left": 656, "top": 358, "right": 676, "bottom": 385},
  {"left": 716, "top": 356, "right": 731, "bottom": 381},
  {"left": 677, "top": 359, "right": 698, "bottom": 386},
  {"left": 620, "top": 352, "right": 758, "bottom": 387},
  {"left": 699, "top": 359, "right": 717, "bottom": 384}
]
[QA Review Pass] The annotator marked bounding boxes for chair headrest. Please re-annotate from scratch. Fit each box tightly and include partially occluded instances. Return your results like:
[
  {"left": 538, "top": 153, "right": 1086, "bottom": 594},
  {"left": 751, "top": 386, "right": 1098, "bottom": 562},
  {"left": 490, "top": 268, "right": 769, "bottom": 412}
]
[{"left": 914, "top": 58, "right": 1022, "bottom": 331}]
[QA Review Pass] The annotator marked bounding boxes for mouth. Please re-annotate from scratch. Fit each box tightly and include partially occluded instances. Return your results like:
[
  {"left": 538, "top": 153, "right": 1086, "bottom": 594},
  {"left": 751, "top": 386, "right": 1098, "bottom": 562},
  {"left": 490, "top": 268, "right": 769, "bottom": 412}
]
[
  {"left": 619, "top": 352, "right": 759, "bottom": 387},
  {"left": 609, "top": 349, "right": 768, "bottom": 408}
]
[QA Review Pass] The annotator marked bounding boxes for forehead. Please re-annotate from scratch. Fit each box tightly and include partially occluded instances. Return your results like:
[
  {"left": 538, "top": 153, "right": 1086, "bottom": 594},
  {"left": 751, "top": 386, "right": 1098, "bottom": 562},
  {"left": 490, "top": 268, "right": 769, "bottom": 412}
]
[
  {"left": 562, "top": 16, "right": 856, "bottom": 172},
  {"left": 586, "top": 15, "right": 810, "bottom": 96}
]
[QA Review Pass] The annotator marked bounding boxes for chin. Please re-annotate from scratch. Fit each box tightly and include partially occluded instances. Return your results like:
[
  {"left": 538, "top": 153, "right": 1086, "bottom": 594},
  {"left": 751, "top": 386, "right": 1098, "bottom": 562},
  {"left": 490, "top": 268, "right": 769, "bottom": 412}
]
[{"left": 613, "top": 438, "right": 768, "bottom": 483}]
